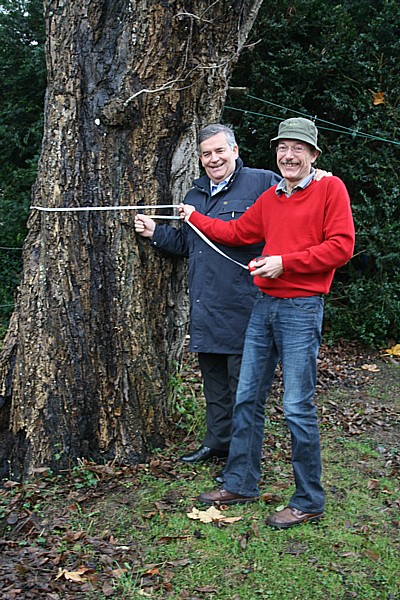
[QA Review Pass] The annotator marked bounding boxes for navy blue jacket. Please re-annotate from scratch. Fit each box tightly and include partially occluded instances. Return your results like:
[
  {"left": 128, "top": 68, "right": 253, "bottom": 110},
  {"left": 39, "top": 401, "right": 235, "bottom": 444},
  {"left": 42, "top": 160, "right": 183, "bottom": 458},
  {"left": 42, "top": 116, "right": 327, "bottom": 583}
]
[{"left": 151, "top": 158, "right": 281, "bottom": 353}]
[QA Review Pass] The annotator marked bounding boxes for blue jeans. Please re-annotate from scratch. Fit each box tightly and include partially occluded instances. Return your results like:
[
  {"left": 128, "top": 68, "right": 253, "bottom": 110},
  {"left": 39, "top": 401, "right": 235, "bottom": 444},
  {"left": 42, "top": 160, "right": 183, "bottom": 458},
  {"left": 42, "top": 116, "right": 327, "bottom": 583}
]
[{"left": 223, "top": 293, "right": 325, "bottom": 513}]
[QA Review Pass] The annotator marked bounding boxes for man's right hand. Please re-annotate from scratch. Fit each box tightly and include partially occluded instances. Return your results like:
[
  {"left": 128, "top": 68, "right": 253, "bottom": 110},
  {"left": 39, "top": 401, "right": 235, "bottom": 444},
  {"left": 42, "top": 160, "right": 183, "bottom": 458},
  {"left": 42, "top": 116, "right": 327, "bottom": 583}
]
[
  {"left": 134, "top": 214, "right": 156, "bottom": 238},
  {"left": 178, "top": 203, "right": 196, "bottom": 222}
]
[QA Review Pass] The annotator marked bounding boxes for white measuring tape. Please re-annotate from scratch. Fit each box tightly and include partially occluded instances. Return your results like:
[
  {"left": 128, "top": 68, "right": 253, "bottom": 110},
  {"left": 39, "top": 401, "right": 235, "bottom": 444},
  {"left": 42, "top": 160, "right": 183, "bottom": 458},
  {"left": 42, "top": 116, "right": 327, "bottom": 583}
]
[
  {"left": 30, "top": 203, "right": 178, "bottom": 214},
  {"left": 30, "top": 203, "right": 250, "bottom": 270},
  {"left": 187, "top": 221, "right": 248, "bottom": 270}
]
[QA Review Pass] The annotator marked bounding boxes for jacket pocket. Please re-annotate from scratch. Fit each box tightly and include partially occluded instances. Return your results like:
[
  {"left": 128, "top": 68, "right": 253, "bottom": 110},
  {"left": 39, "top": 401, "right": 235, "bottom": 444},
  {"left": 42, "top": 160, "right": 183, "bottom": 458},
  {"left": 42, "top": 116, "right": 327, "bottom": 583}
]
[{"left": 216, "top": 200, "right": 252, "bottom": 221}]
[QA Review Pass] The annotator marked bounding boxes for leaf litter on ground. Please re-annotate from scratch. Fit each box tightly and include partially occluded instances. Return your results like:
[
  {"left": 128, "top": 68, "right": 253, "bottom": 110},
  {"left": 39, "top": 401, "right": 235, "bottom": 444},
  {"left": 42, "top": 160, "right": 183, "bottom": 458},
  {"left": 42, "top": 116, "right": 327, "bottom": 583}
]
[{"left": 0, "top": 340, "right": 398, "bottom": 598}]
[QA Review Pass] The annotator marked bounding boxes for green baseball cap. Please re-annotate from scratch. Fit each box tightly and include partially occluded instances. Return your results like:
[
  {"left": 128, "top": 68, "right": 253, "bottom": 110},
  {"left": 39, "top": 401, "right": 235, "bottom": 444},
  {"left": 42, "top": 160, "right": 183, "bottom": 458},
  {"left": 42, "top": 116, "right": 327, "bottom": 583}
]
[{"left": 270, "top": 117, "right": 322, "bottom": 153}]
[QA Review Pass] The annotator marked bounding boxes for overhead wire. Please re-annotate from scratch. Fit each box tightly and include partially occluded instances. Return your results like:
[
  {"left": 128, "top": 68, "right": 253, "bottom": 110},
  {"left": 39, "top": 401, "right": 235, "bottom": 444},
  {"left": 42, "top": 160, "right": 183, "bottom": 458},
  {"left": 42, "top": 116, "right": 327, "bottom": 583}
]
[{"left": 224, "top": 94, "right": 400, "bottom": 146}]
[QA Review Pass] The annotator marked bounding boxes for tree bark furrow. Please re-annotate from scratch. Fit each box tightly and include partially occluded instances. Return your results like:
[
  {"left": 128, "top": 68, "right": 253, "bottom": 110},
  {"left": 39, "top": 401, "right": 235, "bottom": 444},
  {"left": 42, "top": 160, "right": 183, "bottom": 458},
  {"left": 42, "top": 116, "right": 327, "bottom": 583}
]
[{"left": 0, "top": 0, "right": 263, "bottom": 479}]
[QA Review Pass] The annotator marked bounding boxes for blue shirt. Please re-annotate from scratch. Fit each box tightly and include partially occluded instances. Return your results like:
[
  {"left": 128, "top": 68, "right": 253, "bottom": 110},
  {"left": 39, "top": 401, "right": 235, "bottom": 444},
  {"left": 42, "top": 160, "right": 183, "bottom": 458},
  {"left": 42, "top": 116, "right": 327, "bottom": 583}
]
[{"left": 210, "top": 174, "right": 233, "bottom": 196}]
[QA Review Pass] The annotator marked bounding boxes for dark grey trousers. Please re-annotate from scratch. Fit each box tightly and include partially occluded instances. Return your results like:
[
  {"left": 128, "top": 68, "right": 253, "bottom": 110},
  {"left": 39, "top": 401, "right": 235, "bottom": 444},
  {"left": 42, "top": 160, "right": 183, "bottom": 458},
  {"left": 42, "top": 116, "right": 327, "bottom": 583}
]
[{"left": 198, "top": 352, "right": 242, "bottom": 452}]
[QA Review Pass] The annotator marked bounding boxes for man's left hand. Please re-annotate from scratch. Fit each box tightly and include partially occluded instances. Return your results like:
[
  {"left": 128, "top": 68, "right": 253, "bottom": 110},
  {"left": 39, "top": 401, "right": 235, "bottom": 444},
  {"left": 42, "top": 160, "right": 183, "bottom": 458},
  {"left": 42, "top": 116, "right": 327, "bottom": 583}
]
[{"left": 314, "top": 169, "right": 332, "bottom": 181}]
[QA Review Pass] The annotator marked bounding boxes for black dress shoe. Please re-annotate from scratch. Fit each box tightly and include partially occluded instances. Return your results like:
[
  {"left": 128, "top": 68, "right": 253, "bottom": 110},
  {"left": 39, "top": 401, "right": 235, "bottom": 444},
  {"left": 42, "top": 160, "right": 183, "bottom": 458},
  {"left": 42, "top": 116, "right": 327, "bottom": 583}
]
[
  {"left": 214, "top": 470, "right": 225, "bottom": 485},
  {"left": 180, "top": 445, "right": 229, "bottom": 464}
]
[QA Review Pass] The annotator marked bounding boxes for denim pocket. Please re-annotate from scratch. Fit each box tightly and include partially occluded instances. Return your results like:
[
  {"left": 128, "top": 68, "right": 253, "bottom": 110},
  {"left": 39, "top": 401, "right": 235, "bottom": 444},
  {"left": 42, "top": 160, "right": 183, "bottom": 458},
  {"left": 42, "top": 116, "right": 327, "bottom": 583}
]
[{"left": 289, "top": 296, "right": 324, "bottom": 313}]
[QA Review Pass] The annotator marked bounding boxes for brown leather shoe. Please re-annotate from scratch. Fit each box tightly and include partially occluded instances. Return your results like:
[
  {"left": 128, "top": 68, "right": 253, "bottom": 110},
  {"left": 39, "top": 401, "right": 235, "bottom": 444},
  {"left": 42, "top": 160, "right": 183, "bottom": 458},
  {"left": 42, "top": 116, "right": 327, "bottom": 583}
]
[
  {"left": 266, "top": 506, "right": 324, "bottom": 529},
  {"left": 198, "top": 488, "right": 256, "bottom": 506}
]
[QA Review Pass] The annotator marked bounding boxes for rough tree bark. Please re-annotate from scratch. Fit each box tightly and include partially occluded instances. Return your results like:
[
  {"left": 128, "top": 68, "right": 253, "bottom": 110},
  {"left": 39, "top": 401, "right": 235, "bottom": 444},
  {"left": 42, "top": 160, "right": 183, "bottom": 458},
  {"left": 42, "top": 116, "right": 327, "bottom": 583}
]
[{"left": 0, "top": 0, "right": 263, "bottom": 479}]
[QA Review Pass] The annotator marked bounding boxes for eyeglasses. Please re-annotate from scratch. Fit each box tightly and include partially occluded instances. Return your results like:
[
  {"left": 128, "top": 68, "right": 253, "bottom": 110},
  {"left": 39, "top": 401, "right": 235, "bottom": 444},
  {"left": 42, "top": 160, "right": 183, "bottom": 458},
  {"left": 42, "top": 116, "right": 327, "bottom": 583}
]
[{"left": 276, "top": 144, "right": 307, "bottom": 155}]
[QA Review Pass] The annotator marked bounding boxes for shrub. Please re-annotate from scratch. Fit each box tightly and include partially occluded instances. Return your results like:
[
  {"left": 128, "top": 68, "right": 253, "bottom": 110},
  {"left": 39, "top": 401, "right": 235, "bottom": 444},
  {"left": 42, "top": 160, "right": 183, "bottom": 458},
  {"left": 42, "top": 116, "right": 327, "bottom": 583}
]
[
  {"left": 0, "top": 0, "right": 45, "bottom": 333},
  {"left": 227, "top": 0, "right": 400, "bottom": 347}
]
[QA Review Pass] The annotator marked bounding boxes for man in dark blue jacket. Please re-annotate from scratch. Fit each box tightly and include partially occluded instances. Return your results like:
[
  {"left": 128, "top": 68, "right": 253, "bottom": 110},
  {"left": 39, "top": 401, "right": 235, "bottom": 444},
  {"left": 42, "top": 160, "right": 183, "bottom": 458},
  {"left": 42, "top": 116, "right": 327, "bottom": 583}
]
[{"left": 134, "top": 124, "right": 281, "bottom": 467}]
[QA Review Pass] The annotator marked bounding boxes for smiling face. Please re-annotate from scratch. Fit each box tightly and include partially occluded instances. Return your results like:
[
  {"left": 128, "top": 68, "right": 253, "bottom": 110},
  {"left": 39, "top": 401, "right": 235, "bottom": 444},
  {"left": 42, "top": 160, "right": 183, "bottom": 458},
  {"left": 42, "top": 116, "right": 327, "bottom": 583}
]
[
  {"left": 276, "top": 139, "right": 320, "bottom": 191},
  {"left": 199, "top": 132, "right": 239, "bottom": 184}
]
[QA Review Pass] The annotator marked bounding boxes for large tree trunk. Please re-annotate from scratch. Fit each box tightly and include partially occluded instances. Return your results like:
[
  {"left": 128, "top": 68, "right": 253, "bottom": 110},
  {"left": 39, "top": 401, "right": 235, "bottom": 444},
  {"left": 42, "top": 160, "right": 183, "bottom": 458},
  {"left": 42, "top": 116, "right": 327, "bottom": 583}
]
[{"left": 0, "top": 0, "right": 263, "bottom": 479}]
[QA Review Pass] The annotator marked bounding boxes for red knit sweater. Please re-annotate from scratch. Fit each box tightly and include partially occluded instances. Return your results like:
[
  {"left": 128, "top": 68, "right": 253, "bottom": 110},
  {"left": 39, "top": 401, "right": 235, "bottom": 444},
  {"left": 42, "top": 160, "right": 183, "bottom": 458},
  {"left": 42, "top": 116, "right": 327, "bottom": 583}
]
[{"left": 189, "top": 177, "right": 355, "bottom": 298}]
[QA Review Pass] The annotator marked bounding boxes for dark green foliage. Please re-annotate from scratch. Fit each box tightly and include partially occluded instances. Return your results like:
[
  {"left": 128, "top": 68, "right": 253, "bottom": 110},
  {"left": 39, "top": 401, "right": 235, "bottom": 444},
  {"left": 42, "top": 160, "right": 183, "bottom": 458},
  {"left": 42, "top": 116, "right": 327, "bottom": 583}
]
[
  {"left": 226, "top": 0, "right": 400, "bottom": 347},
  {"left": 0, "top": 0, "right": 399, "bottom": 347},
  {"left": 0, "top": 0, "right": 45, "bottom": 334}
]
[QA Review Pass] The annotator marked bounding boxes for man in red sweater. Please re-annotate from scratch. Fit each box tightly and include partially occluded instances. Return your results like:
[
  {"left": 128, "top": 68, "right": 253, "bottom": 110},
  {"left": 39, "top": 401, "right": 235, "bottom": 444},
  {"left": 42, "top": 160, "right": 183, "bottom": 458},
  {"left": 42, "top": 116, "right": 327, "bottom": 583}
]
[{"left": 179, "top": 117, "right": 355, "bottom": 528}]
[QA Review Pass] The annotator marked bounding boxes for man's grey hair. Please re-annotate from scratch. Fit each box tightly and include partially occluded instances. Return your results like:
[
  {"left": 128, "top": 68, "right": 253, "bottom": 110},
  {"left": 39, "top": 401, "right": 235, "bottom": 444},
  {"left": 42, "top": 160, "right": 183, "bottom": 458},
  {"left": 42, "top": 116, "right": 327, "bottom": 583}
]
[{"left": 198, "top": 124, "right": 237, "bottom": 153}]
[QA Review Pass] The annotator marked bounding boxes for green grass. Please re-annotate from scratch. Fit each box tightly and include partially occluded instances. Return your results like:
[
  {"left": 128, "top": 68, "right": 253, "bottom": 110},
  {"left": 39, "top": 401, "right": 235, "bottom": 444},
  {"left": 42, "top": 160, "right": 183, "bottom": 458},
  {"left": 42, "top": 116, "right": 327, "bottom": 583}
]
[
  {"left": 91, "top": 485, "right": 398, "bottom": 598},
  {"left": 0, "top": 359, "right": 399, "bottom": 599},
  {"left": 88, "top": 439, "right": 399, "bottom": 600}
]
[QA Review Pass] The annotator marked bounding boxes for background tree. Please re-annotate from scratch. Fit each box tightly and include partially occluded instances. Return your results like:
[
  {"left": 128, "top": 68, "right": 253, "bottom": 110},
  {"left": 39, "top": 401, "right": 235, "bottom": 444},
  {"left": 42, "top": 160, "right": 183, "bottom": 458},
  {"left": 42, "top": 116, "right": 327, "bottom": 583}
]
[
  {"left": 0, "top": 0, "right": 46, "bottom": 337},
  {"left": 1, "top": 0, "right": 399, "bottom": 480},
  {"left": 0, "top": 0, "right": 263, "bottom": 479},
  {"left": 2, "top": 0, "right": 399, "bottom": 348},
  {"left": 226, "top": 0, "right": 400, "bottom": 346}
]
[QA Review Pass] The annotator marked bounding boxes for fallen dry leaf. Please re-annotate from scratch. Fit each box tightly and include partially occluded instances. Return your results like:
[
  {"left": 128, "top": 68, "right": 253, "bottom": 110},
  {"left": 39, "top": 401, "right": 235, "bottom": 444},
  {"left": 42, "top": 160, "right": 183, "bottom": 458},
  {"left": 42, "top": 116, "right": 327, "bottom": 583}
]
[
  {"left": 156, "top": 535, "right": 192, "bottom": 544},
  {"left": 142, "top": 566, "right": 160, "bottom": 577},
  {"left": 384, "top": 343, "right": 400, "bottom": 357},
  {"left": 110, "top": 568, "right": 129, "bottom": 578},
  {"left": 341, "top": 551, "right": 361, "bottom": 559},
  {"left": 220, "top": 515, "right": 244, "bottom": 524},
  {"left": 6, "top": 512, "right": 18, "bottom": 526},
  {"left": 187, "top": 506, "right": 242, "bottom": 524},
  {"left": 372, "top": 91, "right": 385, "bottom": 105},
  {"left": 260, "top": 491, "right": 281, "bottom": 504},
  {"left": 55, "top": 566, "right": 91, "bottom": 582},
  {"left": 102, "top": 581, "right": 115, "bottom": 597},
  {"left": 166, "top": 558, "right": 191, "bottom": 567},
  {"left": 367, "top": 479, "right": 380, "bottom": 490},
  {"left": 361, "top": 363, "right": 380, "bottom": 372},
  {"left": 364, "top": 549, "right": 381, "bottom": 561},
  {"left": 187, "top": 506, "right": 217, "bottom": 523}
]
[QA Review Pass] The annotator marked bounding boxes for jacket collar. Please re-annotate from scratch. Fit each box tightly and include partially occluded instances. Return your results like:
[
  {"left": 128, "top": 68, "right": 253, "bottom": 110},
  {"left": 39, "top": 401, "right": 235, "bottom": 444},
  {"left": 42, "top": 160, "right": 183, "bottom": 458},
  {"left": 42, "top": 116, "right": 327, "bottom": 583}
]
[{"left": 193, "top": 157, "right": 244, "bottom": 192}]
